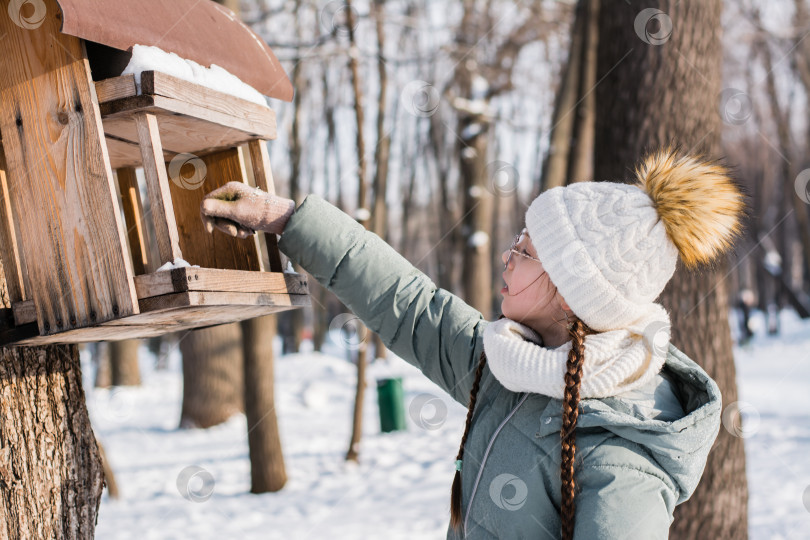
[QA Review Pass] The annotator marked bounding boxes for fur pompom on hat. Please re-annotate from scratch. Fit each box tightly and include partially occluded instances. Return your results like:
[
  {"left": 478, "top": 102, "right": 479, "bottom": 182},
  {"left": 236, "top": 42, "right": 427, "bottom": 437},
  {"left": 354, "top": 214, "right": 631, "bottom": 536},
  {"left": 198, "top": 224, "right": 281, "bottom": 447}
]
[{"left": 525, "top": 147, "right": 745, "bottom": 334}]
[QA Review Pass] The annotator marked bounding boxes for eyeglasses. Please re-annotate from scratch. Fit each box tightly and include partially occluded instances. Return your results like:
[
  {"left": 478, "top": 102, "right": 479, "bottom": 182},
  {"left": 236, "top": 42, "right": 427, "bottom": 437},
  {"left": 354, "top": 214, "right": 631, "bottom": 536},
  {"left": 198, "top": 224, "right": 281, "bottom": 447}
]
[{"left": 504, "top": 228, "right": 543, "bottom": 270}]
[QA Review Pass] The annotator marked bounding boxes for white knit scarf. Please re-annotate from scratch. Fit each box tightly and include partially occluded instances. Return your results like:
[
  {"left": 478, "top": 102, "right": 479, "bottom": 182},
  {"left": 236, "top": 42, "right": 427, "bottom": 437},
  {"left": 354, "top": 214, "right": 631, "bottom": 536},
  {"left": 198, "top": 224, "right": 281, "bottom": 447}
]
[{"left": 482, "top": 304, "right": 671, "bottom": 400}]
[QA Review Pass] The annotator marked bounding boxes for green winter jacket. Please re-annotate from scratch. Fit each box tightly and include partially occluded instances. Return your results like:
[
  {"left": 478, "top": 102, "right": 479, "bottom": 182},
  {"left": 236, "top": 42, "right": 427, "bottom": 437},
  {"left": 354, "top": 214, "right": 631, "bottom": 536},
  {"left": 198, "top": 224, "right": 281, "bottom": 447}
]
[{"left": 277, "top": 194, "right": 723, "bottom": 539}]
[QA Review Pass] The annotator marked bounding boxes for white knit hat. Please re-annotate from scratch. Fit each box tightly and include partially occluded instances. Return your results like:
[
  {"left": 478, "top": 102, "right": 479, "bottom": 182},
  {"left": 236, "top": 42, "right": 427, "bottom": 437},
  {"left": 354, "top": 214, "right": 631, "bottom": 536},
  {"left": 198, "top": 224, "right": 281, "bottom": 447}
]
[{"left": 524, "top": 148, "right": 746, "bottom": 334}]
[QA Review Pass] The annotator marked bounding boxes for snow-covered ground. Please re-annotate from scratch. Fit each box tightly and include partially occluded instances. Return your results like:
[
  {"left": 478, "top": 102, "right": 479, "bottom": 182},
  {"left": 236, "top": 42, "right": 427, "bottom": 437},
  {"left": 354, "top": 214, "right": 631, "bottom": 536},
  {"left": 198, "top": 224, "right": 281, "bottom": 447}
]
[
  {"left": 731, "top": 309, "right": 810, "bottom": 539},
  {"left": 86, "top": 309, "right": 810, "bottom": 539}
]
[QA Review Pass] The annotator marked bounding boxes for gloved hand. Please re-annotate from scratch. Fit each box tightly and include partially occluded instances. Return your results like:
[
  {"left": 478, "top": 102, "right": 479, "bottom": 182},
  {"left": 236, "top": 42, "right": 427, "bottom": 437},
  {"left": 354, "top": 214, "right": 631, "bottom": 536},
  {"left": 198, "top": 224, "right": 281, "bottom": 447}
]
[{"left": 199, "top": 181, "right": 295, "bottom": 238}]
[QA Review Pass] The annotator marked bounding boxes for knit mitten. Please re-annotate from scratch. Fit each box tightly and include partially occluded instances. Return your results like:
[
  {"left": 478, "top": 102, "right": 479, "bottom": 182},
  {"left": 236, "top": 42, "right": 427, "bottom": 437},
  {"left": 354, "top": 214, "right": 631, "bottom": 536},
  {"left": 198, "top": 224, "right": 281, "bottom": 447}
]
[{"left": 200, "top": 181, "right": 295, "bottom": 238}]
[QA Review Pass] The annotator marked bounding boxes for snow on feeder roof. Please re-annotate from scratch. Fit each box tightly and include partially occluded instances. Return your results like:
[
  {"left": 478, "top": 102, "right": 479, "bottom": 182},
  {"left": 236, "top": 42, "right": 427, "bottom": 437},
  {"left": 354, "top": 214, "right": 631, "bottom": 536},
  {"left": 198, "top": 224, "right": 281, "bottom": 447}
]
[
  {"left": 0, "top": 0, "right": 307, "bottom": 346},
  {"left": 54, "top": 0, "right": 293, "bottom": 101}
]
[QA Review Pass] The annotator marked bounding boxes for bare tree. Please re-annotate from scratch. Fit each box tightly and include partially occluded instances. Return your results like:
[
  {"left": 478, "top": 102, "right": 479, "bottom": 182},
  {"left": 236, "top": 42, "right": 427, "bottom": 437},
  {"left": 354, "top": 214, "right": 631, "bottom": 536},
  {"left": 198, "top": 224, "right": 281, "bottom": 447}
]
[
  {"left": 344, "top": 0, "right": 370, "bottom": 463},
  {"left": 370, "top": 0, "right": 390, "bottom": 363},
  {"left": 110, "top": 339, "right": 141, "bottom": 386},
  {"left": 179, "top": 322, "right": 245, "bottom": 429},
  {"left": 241, "top": 315, "right": 287, "bottom": 492}
]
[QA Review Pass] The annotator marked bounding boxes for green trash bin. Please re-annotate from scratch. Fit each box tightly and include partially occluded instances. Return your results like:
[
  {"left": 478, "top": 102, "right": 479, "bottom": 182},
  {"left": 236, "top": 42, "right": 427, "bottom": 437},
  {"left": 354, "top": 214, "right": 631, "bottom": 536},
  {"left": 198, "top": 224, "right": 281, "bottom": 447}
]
[{"left": 377, "top": 377, "right": 407, "bottom": 433}]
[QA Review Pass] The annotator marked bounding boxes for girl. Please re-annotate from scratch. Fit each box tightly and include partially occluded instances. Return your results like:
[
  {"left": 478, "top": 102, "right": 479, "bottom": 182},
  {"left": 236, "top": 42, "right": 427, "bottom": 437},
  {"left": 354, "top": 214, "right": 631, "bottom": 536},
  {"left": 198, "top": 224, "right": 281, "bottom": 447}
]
[{"left": 200, "top": 147, "right": 745, "bottom": 539}]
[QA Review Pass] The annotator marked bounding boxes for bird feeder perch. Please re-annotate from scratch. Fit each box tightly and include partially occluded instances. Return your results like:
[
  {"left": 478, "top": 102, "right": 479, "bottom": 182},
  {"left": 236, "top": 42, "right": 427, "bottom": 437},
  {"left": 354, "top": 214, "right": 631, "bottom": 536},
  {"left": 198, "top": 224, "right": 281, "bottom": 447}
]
[{"left": 0, "top": 0, "right": 308, "bottom": 346}]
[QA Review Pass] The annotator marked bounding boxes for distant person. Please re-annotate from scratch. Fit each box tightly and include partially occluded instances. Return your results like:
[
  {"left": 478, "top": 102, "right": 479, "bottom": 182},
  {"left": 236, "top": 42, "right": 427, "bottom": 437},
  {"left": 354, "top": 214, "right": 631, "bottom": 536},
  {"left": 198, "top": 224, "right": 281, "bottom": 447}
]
[
  {"left": 736, "top": 288, "right": 756, "bottom": 344},
  {"left": 200, "top": 147, "right": 745, "bottom": 539}
]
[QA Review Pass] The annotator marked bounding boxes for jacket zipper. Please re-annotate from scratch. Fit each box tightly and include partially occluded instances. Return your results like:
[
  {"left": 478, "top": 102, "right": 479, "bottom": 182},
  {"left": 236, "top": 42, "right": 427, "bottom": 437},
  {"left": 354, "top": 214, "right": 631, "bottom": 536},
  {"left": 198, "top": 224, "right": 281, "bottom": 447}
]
[{"left": 463, "top": 393, "right": 530, "bottom": 538}]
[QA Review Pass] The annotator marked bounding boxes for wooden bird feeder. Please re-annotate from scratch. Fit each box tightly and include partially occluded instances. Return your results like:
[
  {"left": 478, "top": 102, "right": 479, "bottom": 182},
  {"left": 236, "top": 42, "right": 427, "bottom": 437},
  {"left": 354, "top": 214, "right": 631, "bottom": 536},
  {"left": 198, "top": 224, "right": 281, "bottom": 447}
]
[{"left": 0, "top": 0, "right": 308, "bottom": 346}]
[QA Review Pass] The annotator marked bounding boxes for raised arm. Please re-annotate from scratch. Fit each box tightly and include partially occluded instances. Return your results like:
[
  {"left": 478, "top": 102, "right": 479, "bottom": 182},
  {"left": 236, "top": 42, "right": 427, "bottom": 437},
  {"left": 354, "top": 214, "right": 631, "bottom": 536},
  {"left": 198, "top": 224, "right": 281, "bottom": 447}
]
[{"left": 200, "top": 184, "right": 489, "bottom": 406}]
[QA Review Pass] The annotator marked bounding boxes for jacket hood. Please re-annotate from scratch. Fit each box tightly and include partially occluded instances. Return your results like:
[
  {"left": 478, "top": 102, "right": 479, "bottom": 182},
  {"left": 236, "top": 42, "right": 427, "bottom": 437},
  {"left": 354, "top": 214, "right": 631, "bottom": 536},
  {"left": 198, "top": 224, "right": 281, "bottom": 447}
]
[{"left": 534, "top": 342, "right": 722, "bottom": 504}]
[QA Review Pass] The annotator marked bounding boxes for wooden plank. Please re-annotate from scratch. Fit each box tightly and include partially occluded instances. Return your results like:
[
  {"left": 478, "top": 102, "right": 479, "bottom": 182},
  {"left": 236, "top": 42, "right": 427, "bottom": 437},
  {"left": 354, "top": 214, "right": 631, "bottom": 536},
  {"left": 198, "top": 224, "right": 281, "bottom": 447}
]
[
  {"left": 94, "top": 74, "right": 137, "bottom": 103},
  {"left": 0, "top": 145, "right": 28, "bottom": 303},
  {"left": 12, "top": 300, "right": 36, "bottom": 326},
  {"left": 247, "top": 139, "right": 284, "bottom": 272},
  {"left": 7, "top": 273, "right": 309, "bottom": 343},
  {"left": 2, "top": 301, "right": 302, "bottom": 346},
  {"left": 0, "top": 1, "right": 139, "bottom": 334},
  {"left": 141, "top": 71, "right": 274, "bottom": 127},
  {"left": 168, "top": 147, "right": 262, "bottom": 270},
  {"left": 105, "top": 134, "right": 174, "bottom": 170},
  {"left": 6, "top": 324, "right": 173, "bottom": 345},
  {"left": 102, "top": 110, "right": 263, "bottom": 160},
  {"left": 116, "top": 167, "right": 149, "bottom": 275},
  {"left": 134, "top": 290, "right": 310, "bottom": 322},
  {"left": 133, "top": 268, "right": 308, "bottom": 299},
  {"left": 134, "top": 112, "right": 184, "bottom": 269},
  {"left": 99, "top": 94, "right": 276, "bottom": 140}
]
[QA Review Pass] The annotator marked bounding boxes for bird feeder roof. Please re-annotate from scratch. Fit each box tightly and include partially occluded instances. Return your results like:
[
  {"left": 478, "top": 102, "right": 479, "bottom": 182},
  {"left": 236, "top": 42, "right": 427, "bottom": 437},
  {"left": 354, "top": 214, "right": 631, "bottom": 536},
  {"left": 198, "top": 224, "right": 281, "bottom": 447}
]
[{"left": 55, "top": 0, "right": 293, "bottom": 101}]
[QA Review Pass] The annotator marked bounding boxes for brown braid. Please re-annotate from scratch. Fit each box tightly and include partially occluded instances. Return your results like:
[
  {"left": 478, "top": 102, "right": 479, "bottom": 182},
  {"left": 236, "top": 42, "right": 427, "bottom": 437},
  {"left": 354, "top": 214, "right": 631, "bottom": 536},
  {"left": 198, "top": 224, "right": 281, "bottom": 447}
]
[
  {"left": 560, "top": 317, "right": 592, "bottom": 540},
  {"left": 447, "top": 314, "right": 593, "bottom": 535},
  {"left": 449, "top": 346, "right": 488, "bottom": 531}
]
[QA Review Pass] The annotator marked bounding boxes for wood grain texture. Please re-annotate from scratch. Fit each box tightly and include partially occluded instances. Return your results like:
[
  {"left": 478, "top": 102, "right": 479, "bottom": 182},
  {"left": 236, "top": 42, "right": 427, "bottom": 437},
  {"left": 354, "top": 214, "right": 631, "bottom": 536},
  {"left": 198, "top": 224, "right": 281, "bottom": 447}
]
[
  {"left": 94, "top": 73, "right": 137, "bottom": 102},
  {"left": 5, "top": 286, "right": 309, "bottom": 346},
  {"left": 116, "top": 167, "right": 148, "bottom": 275},
  {"left": 134, "top": 112, "right": 184, "bottom": 268},
  {"left": 94, "top": 72, "right": 277, "bottom": 169},
  {"left": 0, "top": 0, "right": 138, "bottom": 335},
  {"left": 0, "top": 145, "right": 28, "bottom": 304},
  {"left": 1, "top": 302, "right": 305, "bottom": 345},
  {"left": 136, "top": 290, "right": 309, "bottom": 316},
  {"left": 104, "top": 134, "right": 174, "bottom": 169},
  {"left": 133, "top": 268, "right": 308, "bottom": 299},
  {"left": 141, "top": 71, "right": 275, "bottom": 126},
  {"left": 168, "top": 147, "right": 261, "bottom": 270},
  {"left": 100, "top": 94, "right": 276, "bottom": 139},
  {"left": 247, "top": 140, "right": 284, "bottom": 272},
  {"left": 12, "top": 299, "right": 36, "bottom": 326}
]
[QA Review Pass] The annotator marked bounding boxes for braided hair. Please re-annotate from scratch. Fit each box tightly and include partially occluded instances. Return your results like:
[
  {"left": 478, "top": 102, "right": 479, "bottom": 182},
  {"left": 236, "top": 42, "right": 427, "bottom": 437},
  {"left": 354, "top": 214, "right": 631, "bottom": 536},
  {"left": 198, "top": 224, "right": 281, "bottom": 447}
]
[{"left": 449, "top": 314, "right": 594, "bottom": 540}]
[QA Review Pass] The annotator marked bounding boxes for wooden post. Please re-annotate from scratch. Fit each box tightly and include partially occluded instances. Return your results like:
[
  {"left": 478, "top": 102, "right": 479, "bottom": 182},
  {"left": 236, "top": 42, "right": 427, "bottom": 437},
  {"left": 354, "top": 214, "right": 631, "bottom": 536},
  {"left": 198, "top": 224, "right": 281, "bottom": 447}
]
[
  {"left": 0, "top": 0, "right": 138, "bottom": 334},
  {"left": 0, "top": 145, "right": 29, "bottom": 303},
  {"left": 134, "top": 112, "right": 184, "bottom": 268},
  {"left": 115, "top": 167, "right": 149, "bottom": 275},
  {"left": 247, "top": 140, "right": 283, "bottom": 272}
]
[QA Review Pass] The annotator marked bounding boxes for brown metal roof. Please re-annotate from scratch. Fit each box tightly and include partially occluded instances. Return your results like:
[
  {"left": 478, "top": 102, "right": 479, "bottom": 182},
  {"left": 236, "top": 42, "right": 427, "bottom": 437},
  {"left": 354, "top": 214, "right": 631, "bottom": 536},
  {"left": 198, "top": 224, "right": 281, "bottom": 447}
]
[{"left": 56, "top": 0, "right": 293, "bottom": 102}]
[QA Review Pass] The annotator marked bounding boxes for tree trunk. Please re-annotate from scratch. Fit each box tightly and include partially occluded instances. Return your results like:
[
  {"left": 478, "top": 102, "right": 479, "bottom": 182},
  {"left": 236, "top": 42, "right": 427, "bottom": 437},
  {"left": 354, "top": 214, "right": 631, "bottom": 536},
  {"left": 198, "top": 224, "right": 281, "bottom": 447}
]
[
  {"left": 370, "top": 0, "right": 390, "bottom": 364},
  {"left": 344, "top": 0, "right": 369, "bottom": 463},
  {"left": 594, "top": 1, "right": 748, "bottom": 538},
  {"left": 282, "top": 0, "right": 307, "bottom": 356},
  {"left": 241, "top": 315, "right": 287, "bottom": 492},
  {"left": 93, "top": 341, "right": 112, "bottom": 388},
  {"left": 540, "top": 0, "right": 585, "bottom": 190},
  {"left": 179, "top": 323, "right": 245, "bottom": 429},
  {"left": 0, "top": 344, "right": 104, "bottom": 538},
  {"left": 96, "top": 436, "right": 119, "bottom": 499},
  {"left": 459, "top": 118, "right": 494, "bottom": 319},
  {"left": 311, "top": 281, "right": 329, "bottom": 352},
  {"left": 755, "top": 25, "right": 810, "bottom": 296},
  {"left": 567, "top": 0, "right": 599, "bottom": 184},
  {"left": 110, "top": 339, "right": 141, "bottom": 386}
]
